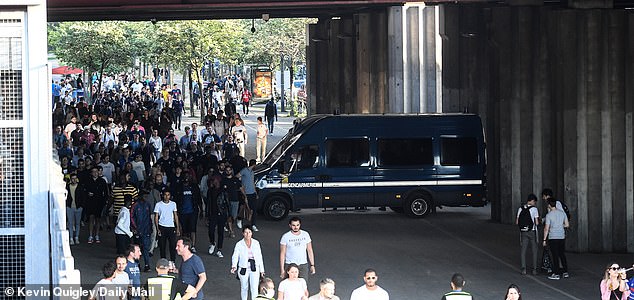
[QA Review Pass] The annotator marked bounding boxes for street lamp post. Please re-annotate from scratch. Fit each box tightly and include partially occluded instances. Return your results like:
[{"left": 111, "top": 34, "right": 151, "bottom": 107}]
[{"left": 280, "top": 54, "right": 286, "bottom": 112}]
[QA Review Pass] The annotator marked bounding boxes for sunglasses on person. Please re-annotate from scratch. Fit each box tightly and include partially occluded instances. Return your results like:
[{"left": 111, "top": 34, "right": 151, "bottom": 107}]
[{"left": 609, "top": 266, "right": 621, "bottom": 271}]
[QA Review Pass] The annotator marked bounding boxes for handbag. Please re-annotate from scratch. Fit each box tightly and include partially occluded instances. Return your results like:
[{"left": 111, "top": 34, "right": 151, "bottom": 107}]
[
  {"left": 238, "top": 203, "right": 252, "bottom": 223},
  {"left": 541, "top": 244, "right": 553, "bottom": 273}
]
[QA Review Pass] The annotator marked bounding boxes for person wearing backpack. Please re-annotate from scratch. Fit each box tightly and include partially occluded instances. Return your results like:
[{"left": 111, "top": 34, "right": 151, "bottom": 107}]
[
  {"left": 541, "top": 188, "right": 571, "bottom": 221},
  {"left": 516, "top": 193, "right": 540, "bottom": 275}
]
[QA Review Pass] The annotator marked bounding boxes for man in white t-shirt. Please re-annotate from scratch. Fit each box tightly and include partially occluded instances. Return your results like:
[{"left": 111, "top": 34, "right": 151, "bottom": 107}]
[
  {"left": 154, "top": 190, "right": 180, "bottom": 262},
  {"left": 112, "top": 255, "right": 131, "bottom": 285},
  {"left": 131, "top": 80, "right": 143, "bottom": 94},
  {"left": 350, "top": 269, "right": 389, "bottom": 300},
  {"left": 515, "top": 194, "right": 540, "bottom": 275},
  {"left": 99, "top": 154, "right": 116, "bottom": 185},
  {"left": 280, "top": 217, "right": 316, "bottom": 281}
]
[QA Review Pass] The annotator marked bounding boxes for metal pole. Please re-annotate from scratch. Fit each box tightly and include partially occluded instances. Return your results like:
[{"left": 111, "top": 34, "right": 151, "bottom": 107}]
[{"left": 280, "top": 54, "right": 286, "bottom": 112}]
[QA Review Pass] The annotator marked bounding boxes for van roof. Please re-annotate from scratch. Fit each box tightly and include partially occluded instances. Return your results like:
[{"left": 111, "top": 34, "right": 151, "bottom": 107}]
[{"left": 301, "top": 113, "right": 480, "bottom": 123}]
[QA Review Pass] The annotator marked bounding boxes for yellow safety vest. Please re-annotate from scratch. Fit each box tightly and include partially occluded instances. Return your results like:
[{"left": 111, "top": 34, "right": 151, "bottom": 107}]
[{"left": 146, "top": 275, "right": 182, "bottom": 300}]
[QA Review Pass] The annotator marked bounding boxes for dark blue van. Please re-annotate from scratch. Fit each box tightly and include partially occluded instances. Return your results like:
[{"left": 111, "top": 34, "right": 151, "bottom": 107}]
[{"left": 254, "top": 114, "right": 487, "bottom": 220}]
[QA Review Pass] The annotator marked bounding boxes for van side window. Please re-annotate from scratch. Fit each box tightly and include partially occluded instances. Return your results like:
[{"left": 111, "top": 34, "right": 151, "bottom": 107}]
[
  {"left": 378, "top": 138, "right": 433, "bottom": 166},
  {"left": 283, "top": 145, "right": 319, "bottom": 173},
  {"left": 440, "top": 137, "right": 478, "bottom": 165},
  {"left": 326, "top": 138, "right": 370, "bottom": 168}
]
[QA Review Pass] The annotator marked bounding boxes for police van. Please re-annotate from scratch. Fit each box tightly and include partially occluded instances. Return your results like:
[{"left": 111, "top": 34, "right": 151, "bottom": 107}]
[{"left": 254, "top": 114, "right": 487, "bottom": 220}]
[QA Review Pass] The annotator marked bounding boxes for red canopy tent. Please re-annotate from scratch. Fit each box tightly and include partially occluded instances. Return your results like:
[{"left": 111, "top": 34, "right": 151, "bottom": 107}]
[{"left": 51, "top": 66, "right": 83, "bottom": 75}]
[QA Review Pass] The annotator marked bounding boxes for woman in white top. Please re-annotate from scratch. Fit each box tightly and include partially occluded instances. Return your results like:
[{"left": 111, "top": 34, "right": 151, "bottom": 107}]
[
  {"left": 114, "top": 196, "right": 133, "bottom": 255},
  {"left": 231, "top": 225, "right": 265, "bottom": 300},
  {"left": 278, "top": 263, "right": 308, "bottom": 300}
]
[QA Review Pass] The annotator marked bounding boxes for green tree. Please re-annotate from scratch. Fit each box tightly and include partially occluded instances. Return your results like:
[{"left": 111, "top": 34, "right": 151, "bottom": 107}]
[
  {"left": 238, "top": 18, "right": 313, "bottom": 69},
  {"left": 147, "top": 20, "right": 243, "bottom": 116},
  {"left": 48, "top": 21, "right": 134, "bottom": 94}
]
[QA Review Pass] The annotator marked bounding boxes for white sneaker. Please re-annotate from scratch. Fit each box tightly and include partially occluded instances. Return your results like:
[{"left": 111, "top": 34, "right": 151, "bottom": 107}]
[
  {"left": 237, "top": 220, "right": 243, "bottom": 229},
  {"left": 208, "top": 244, "right": 215, "bottom": 255},
  {"left": 216, "top": 251, "right": 224, "bottom": 258},
  {"left": 69, "top": 239, "right": 75, "bottom": 246},
  {"left": 252, "top": 225, "right": 259, "bottom": 232},
  {"left": 74, "top": 237, "right": 80, "bottom": 245}
]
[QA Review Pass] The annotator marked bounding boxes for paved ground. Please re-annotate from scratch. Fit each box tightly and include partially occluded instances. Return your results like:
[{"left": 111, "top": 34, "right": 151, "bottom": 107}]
[{"left": 70, "top": 104, "right": 628, "bottom": 299}]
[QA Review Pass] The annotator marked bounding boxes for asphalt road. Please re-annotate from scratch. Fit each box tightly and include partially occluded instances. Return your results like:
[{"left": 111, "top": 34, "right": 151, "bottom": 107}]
[{"left": 70, "top": 104, "right": 627, "bottom": 299}]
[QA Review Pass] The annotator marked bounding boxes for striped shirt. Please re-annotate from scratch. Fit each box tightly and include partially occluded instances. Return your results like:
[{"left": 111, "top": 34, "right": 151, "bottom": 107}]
[
  {"left": 111, "top": 185, "right": 139, "bottom": 216},
  {"left": 441, "top": 291, "right": 473, "bottom": 300}
]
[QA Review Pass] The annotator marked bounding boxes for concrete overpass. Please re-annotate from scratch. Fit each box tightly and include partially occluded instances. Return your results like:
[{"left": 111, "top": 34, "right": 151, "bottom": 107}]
[{"left": 44, "top": 0, "right": 634, "bottom": 254}]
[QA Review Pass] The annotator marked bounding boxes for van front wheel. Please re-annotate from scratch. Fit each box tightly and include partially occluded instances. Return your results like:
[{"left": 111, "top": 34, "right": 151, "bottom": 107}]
[
  {"left": 405, "top": 194, "right": 431, "bottom": 217},
  {"left": 263, "top": 195, "right": 290, "bottom": 221}
]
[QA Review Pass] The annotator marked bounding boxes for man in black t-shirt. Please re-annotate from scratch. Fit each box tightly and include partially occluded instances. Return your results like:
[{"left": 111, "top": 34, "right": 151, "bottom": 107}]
[{"left": 220, "top": 165, "right": 245, "bottom": 238}]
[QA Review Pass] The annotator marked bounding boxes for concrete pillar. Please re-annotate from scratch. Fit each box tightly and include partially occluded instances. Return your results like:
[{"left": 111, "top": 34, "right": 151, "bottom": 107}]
[
  {"left": 423, "top": 7, "right": 437, "bottom": 112},
  {"left": 357, "top": 13, "right": 371, "bottom": 113},
  {"left": 608, "top": 11, "right": 627, "bottom": 252},
  {"left": 441, "top": 5, "right": 460, "bottom": 112},
  {"left": 405, "top": 6, "right": 421, "bottom": 112},
  {"left": 585, "top": 11, "right": 606, "bottom": 253},
  {"left": 626, "top": 14, "right": 634, "bottom": 253},
  {"left": 307, "top": 24, "right": 317, "bottom": 115},
  {"left": 532, "top": 7, "right": 549, "bottom": 208},
  {"left": 387, "top": 4, "right": 440, "bottom": 114},
  {"left": 327, "top": 19, "right": 343, "bottom": 113},
  {"left": 388, "top": 6, "right": 405, "bottom": 113},
  {"left": 374, "top": 11, "right": 388, "bottom": 113},
  {"left": 341, "top": 17, "right": 357, "bottom": 114}
]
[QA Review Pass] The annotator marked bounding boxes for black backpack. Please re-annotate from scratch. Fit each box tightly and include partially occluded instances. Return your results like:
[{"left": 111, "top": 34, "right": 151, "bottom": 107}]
[
  {"left": 559, "top": 200, "right": 571, "bottom": 221},
  {"left": 518, "top": 205, "right": 534, "bottom": 232}
]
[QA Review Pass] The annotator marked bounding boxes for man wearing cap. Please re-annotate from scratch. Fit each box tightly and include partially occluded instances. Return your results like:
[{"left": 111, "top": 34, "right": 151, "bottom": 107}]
[{"left": 146, "top": 258, "right": 196, "bottom": 300}]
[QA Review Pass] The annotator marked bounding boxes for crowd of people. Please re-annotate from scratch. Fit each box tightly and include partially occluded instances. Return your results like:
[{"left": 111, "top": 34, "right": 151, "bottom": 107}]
[{"left": 55, "top": 73, "right": 629, "bottom": 300}]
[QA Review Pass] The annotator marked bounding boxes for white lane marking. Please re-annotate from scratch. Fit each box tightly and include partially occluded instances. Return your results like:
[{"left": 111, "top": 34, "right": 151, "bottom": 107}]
[{"left": 423, "top": 220, "right": 582, "bottom": 300}]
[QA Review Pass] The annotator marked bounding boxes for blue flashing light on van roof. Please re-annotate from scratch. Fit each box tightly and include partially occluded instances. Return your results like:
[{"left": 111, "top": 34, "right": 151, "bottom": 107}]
[{"left": 254, "top": 114, "right": 487, "bottom": 220}]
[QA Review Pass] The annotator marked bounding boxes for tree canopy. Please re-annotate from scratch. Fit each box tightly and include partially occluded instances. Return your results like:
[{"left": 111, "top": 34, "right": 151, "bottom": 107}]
[
  {"left": 48, "top": 18, "right": 314, "bottom": 77},
  {"left": 48, "top": 21, "right": 134, "bottom": 90}
]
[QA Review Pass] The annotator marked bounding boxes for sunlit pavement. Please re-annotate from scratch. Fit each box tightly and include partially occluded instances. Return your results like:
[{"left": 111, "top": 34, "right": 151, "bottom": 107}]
[{"left": 70, "top": 105, "right": 624, "bottom": 299}]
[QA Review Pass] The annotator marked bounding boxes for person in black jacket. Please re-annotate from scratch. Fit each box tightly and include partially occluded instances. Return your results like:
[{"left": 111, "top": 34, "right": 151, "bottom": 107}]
[
  {"left": 66, "top": 173, "right": 86, "bottom": 245},
  {"left": 264, "top": 97, "right": 278, "bottom": 135},
  {"left": 84, "top": 167, "right": 109, "bottom": 244},
  {"left": 178, "top": 174, "right": 202, "bottom": 253}
]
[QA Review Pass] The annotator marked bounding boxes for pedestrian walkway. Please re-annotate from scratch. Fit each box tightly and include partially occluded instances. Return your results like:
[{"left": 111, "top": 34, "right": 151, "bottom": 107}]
[{"left": 177, "top": 102, "right": 296, "bottom": 161}]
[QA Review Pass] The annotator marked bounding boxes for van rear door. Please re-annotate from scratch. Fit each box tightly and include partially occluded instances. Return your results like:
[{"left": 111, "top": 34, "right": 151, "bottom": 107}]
[
  {"left": 435, "top": 135, "right": 483, "bottom": 206},
  {"left": 318, "top": 137, "right": 373, "bottom": 208}
]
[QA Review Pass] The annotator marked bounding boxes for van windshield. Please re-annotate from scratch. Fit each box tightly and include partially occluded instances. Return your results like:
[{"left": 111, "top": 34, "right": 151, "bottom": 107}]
[
  {"left": 259, "top": 115, "right": 325, "bottom": 168},
  {"left": 261, "top": 132, "right": 300, "bottom": 167}
]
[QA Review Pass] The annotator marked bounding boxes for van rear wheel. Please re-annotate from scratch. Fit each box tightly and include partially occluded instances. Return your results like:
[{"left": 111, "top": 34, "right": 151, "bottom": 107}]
[
  {"left": 405, "top": 194, "right": 431, "bottom": 217},
  {"left": 263, "top": 195, "right": 290, "bottom": 221}
]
